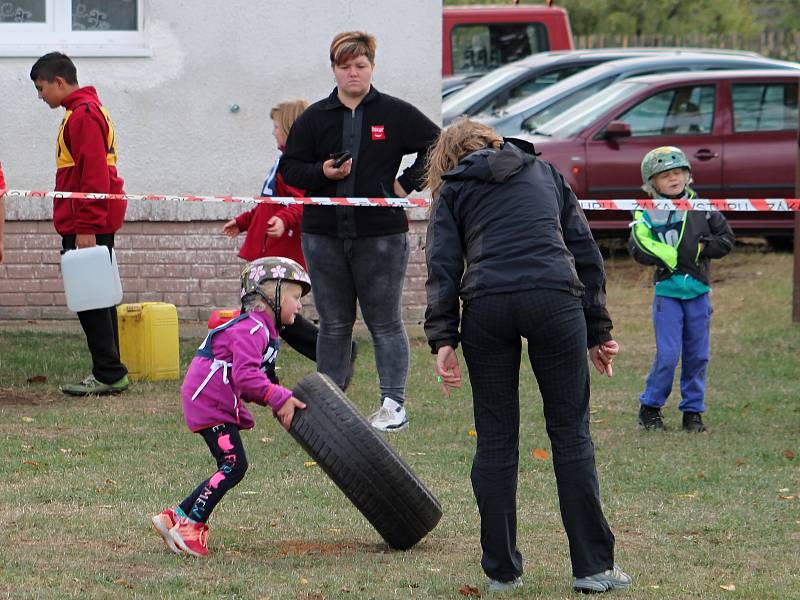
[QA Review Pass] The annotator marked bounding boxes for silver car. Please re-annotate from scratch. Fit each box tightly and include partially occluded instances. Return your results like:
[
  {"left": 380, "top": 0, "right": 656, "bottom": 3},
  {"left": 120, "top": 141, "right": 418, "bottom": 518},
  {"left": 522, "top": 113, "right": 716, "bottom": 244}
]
[{"left": 442, "top": 48, "right": 679, "bottom": 124}]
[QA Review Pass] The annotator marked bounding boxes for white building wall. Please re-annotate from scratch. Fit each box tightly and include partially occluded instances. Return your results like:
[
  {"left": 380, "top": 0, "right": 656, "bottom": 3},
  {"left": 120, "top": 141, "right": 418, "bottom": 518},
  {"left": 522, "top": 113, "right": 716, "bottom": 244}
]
[{"left": 0, "top": 0, "right": 442, "bottom": 195}]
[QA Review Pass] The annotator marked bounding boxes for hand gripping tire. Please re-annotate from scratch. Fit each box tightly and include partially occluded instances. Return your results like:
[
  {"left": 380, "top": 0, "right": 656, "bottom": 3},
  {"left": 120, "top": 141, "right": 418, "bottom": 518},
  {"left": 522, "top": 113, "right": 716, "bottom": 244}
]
[{"left": 290, "top": 373, "right": 442, "bottom": 550}]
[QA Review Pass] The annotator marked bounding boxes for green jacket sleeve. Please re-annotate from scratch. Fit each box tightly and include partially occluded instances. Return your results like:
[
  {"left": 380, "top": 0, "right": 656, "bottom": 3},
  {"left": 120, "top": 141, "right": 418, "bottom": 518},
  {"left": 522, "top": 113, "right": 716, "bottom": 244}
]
[{"left": 629, "top": 211, "right": 678, "bottom": 271}]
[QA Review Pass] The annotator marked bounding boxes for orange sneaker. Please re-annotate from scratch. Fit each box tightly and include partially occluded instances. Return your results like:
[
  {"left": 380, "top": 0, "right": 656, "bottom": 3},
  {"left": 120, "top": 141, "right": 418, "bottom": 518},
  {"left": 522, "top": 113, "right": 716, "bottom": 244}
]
[
  {"left": 151, "top": 508, "right": 182, "bottom": 554},
  {"left": 170, "top": 517, "right": 209, "bottom": 557}
]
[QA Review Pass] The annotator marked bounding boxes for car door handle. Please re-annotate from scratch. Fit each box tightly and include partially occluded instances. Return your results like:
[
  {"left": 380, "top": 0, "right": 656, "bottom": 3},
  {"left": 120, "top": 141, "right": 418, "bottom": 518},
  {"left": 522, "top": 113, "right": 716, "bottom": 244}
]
[{"left": 694, "top": 149, "right": 719, "bottom": 161}]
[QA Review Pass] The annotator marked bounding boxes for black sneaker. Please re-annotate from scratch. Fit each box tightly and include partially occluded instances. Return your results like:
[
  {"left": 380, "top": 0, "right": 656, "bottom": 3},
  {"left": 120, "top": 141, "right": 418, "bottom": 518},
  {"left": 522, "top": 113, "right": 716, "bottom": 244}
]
[
  {"left": 638, "top": 405, "right": 666, "bottom": 431},
  {"left": 682, "top": 412, "right": 707, "bottom": 433},
  {"left": 342, "top": 340, "right": 358, "bottom": 392}
]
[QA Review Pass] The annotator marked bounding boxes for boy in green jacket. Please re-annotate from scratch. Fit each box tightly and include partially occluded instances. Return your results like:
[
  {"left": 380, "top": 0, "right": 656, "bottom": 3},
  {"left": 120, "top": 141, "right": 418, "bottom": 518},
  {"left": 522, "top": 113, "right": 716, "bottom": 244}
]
[{"left": 629, "top": 146, "right": 734, "bottom": 432}]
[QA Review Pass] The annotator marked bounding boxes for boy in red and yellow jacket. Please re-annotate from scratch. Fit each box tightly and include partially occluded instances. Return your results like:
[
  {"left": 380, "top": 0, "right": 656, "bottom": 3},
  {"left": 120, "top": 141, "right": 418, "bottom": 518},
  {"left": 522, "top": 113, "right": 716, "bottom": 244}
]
[{"left": 31, "top": 52, "right": 129, "bottom": 396}]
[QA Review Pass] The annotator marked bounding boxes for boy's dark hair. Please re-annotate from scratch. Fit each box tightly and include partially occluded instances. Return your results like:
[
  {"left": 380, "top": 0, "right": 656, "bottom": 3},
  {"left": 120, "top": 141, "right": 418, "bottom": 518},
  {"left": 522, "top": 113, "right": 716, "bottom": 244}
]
[{"left": 30, "top": 52, "right": 78, "bottom": 84}]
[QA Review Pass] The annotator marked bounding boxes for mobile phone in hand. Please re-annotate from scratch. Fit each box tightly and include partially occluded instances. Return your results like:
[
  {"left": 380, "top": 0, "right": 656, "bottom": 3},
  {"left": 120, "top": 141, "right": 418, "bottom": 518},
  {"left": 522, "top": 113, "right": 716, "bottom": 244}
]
[{"left": 331, "top": 151, "right": 352, "bottom": 168}]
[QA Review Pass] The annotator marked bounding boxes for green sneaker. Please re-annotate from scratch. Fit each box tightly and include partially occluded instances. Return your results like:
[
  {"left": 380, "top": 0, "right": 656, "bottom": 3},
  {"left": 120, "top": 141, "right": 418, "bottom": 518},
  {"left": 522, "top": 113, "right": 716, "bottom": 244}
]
[
  {"left": 61, "top": 374, "right": 129, "bottom": 396},
  {"left": 573, "top": 565, "right": 631, "bottom": 594}
]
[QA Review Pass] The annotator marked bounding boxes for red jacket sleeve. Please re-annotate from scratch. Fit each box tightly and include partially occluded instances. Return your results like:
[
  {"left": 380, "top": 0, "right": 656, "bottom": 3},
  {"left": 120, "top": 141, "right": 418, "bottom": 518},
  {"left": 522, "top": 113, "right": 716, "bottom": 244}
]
[
  {"left": 274, "top": 172, "right": 304, "bottom": 231},
  {"left": 68, "top": 109, "right": 112, "bottom": 232},
  {"left": 235, "top": 208, "right": 255, "bottom": 231}
]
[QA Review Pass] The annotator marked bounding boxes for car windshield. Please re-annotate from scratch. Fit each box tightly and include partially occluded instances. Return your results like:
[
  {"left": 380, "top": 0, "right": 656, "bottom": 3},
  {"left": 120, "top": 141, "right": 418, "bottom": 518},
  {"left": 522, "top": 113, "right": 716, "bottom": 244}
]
[
  {"left": 443, "top": 65, "right": 529, "bottom": 117},
  {"left": 533, "top": 81, "right": 650, "bottom": 138},
  {"left": 520, "top": 77, "right": 614, "bottom": 132},
  {"left": 496, "top": 62, "right": 618, "bottom": 118}
]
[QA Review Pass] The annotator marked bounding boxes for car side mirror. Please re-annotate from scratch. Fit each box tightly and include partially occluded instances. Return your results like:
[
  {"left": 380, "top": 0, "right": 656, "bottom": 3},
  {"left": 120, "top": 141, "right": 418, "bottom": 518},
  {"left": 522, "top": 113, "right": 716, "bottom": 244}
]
[{"left": 604, "top": 121, "right": 632, "bottom": 139}]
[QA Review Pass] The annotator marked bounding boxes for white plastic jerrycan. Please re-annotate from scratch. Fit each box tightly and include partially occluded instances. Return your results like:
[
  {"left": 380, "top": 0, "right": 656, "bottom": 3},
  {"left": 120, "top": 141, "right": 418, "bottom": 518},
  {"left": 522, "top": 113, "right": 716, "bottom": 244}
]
[{"left": 61, "top": 245, "right": 123, "bottom": 312}]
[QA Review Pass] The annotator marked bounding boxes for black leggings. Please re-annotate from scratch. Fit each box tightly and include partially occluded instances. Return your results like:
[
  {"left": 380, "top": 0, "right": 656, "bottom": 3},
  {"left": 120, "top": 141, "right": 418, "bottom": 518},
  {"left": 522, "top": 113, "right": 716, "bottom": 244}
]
[
  {"left": 179, "top": 424, "right": 248, "bottom": 523},
  {"left": 281, "top": 313, "right": 318, "bottom": 361},
  {"left": 264, "top": 314, "right": 318, "bottom": 384}
]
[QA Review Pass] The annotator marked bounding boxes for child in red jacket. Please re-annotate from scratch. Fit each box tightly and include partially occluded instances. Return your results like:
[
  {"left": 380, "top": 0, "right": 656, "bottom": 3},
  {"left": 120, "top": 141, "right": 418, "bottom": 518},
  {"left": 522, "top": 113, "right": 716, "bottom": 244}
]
[
  {"left": 30, "top": 52, "right": 129, "bottom": 396},
  {"left": 223, "top": 100, "right": 309, "bottom": 265},
  {"left": 223, "top": 100, "right": 357, "bottom": 389}
]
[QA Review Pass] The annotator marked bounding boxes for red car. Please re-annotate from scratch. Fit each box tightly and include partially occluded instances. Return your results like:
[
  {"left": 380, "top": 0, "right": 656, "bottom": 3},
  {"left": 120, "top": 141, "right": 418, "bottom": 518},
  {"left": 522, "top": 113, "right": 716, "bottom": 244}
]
[{"left": 521, "top": 70, "right": 799, "bottom": 240}]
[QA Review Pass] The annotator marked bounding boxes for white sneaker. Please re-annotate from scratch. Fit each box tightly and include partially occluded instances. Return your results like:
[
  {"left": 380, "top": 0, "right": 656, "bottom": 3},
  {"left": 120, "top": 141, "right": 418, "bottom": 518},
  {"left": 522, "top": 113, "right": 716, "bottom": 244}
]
[
  {"left": 572, "top": 565, "right": 631, "bottom": 593},
  {"left": 488, "top": 576, "right": 523, "bottom": 593},
  {"left": 368, "top": 397, "right": 408, "bottom": 432}
]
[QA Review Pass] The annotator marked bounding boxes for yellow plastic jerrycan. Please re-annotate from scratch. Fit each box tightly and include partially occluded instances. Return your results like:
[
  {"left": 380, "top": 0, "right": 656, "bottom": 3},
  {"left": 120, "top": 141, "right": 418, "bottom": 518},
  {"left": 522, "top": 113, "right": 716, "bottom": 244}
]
[{"left": 117, "top": 302, "right": 180, "bottom": 381}]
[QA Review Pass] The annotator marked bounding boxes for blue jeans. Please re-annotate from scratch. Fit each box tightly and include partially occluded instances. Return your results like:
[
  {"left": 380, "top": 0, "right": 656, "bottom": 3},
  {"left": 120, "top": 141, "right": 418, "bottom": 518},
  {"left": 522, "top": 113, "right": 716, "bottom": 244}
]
[
  {"left": 301, "top": 233, "right": 410, "bottom": 404},
  {"left": 640, "top": 293, "right": 712, "bottom": 413}
]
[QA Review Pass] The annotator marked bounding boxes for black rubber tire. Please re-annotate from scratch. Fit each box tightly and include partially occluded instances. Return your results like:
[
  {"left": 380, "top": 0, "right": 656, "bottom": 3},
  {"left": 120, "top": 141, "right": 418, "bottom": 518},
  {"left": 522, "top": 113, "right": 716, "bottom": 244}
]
[{"left": 290, "top": 372, "right": 442, "bottom": 550}]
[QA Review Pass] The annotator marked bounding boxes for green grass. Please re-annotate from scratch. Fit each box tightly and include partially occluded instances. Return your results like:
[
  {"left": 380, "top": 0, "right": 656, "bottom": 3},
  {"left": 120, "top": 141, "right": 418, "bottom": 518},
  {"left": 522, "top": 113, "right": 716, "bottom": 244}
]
[{"left": 1, "top": 249, "right": 798, "bottom": 599}]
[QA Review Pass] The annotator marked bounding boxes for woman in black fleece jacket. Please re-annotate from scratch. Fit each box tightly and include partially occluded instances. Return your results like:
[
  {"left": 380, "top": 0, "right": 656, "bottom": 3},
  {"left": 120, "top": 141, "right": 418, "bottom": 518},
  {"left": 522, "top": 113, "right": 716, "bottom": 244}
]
[
  {"left": 424, "top": 118, "right": 630, "bottom": 594},
  {"left": 280, "top": 31, "right": 439, "bottom": 432}
]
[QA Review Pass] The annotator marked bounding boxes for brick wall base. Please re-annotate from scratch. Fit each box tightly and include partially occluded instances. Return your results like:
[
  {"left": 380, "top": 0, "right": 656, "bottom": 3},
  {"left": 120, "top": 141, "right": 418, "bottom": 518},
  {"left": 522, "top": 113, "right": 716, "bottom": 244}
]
[{"left": 0, "top": 197, "right": 429, "bottom": 324}]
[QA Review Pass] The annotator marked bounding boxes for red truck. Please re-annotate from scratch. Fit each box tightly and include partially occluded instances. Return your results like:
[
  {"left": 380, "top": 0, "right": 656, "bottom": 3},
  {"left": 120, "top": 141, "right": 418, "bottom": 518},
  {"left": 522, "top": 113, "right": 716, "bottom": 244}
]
[{"left": 443, "top": 5, "right": 574, "bottom": 76}]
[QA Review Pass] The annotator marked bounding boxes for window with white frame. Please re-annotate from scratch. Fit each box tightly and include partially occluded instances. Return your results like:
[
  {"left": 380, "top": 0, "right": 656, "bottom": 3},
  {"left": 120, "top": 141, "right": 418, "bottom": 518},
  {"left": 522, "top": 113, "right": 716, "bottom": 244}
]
[{"left": 0, "top": 0, "right": 147, "bottom": 57}]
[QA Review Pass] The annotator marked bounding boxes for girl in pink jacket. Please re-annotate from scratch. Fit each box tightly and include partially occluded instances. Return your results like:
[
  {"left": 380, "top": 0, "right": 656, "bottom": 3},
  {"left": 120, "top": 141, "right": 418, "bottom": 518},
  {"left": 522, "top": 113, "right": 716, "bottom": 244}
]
[{"left": 151, "top": 257, "right": 311, "bottom": 557}]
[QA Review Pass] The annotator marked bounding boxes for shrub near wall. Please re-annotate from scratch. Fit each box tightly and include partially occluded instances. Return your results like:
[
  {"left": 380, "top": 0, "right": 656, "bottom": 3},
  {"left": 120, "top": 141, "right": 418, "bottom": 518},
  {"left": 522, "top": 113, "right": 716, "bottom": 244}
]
[{"left": 0, "top": 196, "right": 430, "bottom": 324}]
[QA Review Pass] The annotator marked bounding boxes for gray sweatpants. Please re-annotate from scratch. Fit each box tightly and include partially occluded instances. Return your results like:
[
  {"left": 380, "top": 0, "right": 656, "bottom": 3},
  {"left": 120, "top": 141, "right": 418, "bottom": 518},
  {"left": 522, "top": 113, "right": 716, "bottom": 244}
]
[{"left": 301, "top": 232, "right": 410, "bottom": 405}]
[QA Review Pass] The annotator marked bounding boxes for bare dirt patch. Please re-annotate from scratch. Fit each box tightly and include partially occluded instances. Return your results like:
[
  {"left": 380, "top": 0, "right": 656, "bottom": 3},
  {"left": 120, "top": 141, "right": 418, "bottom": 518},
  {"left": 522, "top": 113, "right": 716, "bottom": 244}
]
[
  {"left": 0, "top": 387, "right": 62, "bottom": 406},
  {"left": 275, "top": 539, "right": 375, "bottom": 557}
]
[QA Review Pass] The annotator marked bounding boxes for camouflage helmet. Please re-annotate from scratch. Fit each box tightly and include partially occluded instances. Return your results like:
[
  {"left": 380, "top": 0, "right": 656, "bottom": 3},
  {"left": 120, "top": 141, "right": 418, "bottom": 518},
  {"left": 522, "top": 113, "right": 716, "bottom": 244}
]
[
  {"left": 241, "top": 256, "right": 311, "bottom": 299},
  {"left": 640, "top": 146, "right": 691, "bottom": 186}
]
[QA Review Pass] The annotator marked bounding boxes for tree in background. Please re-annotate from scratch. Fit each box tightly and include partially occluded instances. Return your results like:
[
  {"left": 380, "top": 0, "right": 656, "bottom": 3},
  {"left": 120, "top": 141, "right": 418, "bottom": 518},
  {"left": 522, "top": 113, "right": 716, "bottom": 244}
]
[
  {"left": 755, "top": 0, "right": 800, "bottom": 32},
  {"left": 556, "top": 0, "right": 759, "bottom": 36},
  {"left": 443, "top": 0, "right": 761, "bottom": 37}
]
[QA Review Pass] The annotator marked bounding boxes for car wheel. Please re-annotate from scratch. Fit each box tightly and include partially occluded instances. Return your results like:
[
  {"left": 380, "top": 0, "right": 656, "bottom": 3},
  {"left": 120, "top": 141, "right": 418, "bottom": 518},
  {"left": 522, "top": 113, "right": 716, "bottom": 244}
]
[
  {"left": 765, "top": 235, "right": 793, "bottom": 252},
  {"left": 290, "top": 373, "right": 443, "bottom": 550}
]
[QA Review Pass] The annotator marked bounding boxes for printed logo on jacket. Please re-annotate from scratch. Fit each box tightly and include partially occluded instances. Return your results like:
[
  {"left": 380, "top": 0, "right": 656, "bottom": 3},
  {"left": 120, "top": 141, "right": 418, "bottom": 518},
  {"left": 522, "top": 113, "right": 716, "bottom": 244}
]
[{"left": 371, "top": 125, "right": 385, "bottom": 141}]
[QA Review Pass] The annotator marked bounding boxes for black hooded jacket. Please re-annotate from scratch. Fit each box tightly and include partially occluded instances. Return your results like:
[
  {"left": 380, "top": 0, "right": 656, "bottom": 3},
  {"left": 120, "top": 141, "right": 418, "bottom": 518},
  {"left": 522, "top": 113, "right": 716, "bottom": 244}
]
[{"left": 424, "top": 139, "right": 613, "bottom": 352}]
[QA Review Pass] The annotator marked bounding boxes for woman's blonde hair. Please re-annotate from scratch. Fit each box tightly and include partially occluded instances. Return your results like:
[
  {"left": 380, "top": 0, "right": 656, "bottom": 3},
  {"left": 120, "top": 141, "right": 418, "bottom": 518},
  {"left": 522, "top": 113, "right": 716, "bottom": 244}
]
[
  {"left": 424, "top": 117, "right": 503, "bottom": 201},
  {"left": 270, "top": 99, "right": 309, "bottom": 140},
  {"left": 329, "top": 31, "right": 377, "bottom": 66}
]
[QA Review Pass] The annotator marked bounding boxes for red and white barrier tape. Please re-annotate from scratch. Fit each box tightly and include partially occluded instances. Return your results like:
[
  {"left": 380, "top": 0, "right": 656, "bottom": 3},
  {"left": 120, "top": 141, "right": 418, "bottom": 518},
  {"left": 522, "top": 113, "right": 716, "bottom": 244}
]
[
  {"left": 0, "top": 189, "right": 429, "bottom": 209},
  {"left": 576, "top": 198, "right": 800, "bottom": 212},
  {"left": 2, "top": 189, "right": 800, "bottom": 211}
]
